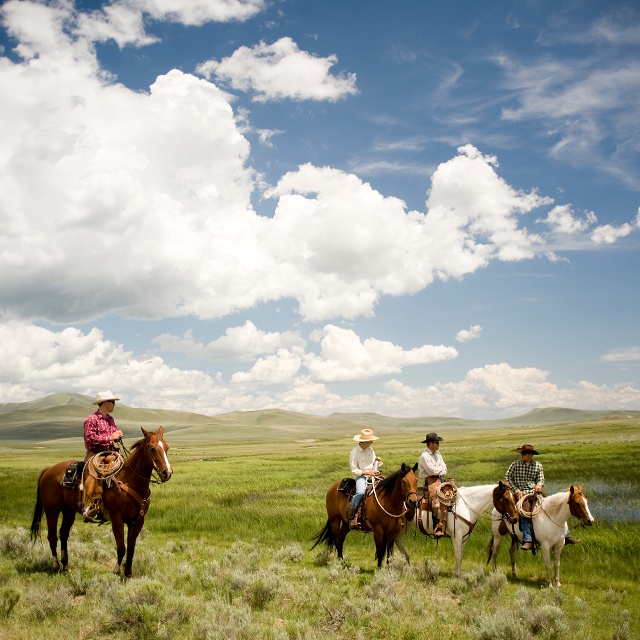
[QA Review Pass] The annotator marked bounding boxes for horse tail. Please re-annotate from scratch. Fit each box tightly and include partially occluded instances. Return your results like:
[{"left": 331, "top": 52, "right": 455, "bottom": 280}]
[
  {"left": 30, "top": 470, "right": 46, "bottom": 542},
  {"left": 485, "top": 535, "right": 494, "bottom": 564},
  {"left": 310, "top": 519, "right": 335, "bottom": 551}
]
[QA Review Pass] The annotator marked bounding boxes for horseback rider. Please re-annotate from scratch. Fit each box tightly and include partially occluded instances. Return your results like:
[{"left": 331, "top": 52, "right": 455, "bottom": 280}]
[
  {"left": 347, "top": 429, "right": 382, "bottom": 527},
  {"left": 82, "top": 390, "right": 123, "bottom": 522},
  {"left": 506, "top": 443, "right": 580, "bottom": 550},
  {"left": 418, "top": 432, "right": 448, "bottom": 537}
]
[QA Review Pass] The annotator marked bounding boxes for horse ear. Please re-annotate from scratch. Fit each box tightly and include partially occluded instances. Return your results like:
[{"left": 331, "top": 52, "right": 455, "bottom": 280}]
[
  {"left": 412, "top": 462, "right": 418, "bottom": 472},
  {"left": 157, "top": 426, "right": 164, "bottom": 437},
  {"left": 141, "top": 427, "right": 151, "bottom": 438}
]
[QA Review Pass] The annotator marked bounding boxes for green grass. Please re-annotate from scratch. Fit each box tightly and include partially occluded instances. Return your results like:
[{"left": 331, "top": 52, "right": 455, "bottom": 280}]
[{"left": 0, "top": 418, "right": 639, "bottom": 639}]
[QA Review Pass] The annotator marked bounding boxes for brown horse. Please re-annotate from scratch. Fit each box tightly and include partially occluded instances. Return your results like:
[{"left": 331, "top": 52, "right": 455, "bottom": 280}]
[
  {"left": 30, "top": 427, "right": 172, "bottom": 578},
  {"left": 311, "top": 462, "right": 419, "bottom": 568}
]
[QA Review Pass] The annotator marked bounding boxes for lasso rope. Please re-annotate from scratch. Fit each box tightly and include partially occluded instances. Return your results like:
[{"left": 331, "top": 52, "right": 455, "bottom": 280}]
[
  {"left": 436, "top": 481, "right": 458, "bottom": 507},
  {"left": 516, "top": 492, "right": 543, "bottom": 519},
  {"left": 87, "top": 451, "right": 125, "bottom": 480}
]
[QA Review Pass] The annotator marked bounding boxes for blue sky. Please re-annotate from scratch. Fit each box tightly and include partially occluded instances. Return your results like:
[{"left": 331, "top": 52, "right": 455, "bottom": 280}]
[{"left": 0, "top": 0, "right": 639, "bottom": 419}]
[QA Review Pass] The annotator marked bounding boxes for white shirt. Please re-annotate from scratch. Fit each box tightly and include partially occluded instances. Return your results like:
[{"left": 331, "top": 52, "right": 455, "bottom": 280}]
[
  {"left": 418, "top": 448, "right": 447, "bottom": 480},
  {"left": 350, "top": 444, "right": 377, "bottom": 477}
]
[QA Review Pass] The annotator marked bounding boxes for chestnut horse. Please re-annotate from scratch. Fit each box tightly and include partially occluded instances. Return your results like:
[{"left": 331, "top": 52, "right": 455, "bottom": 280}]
[
  {"left": 487, "top": 485, "right": 594, "bottom": 588},
  {"left": 311, "top": 463, "right": 419, "bottom": 568},
  {"left": 30, "top": 427, "right": 172, "bottom": 577}
]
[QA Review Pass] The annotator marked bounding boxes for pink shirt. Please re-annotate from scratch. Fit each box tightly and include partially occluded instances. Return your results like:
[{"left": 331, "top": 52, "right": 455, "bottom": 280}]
[{"left": 84, "top": 411, "right": 118, "bottom": 452}]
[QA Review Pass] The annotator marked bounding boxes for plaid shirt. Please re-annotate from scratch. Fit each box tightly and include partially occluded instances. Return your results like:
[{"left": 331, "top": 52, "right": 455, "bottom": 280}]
[
  {"left": 84, "top": 411, "right": 118, "bottom": 452},
  {"left": 505, "top": 459, "right": 544, "bottom": 494}
]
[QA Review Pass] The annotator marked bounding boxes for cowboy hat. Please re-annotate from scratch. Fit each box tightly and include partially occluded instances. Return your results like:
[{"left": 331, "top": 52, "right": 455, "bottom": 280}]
[
  {"left": 515, "top": 444, "right": 539, "bottom": 455},
  {"left": 421, "top": 432, "right": 443, "bottom": 444},
  {"left": 353, "top": 428, "right": 379, "bottom": 442},
  {"left": 93, "top": 390, "right": 120, "bottom": 405}
]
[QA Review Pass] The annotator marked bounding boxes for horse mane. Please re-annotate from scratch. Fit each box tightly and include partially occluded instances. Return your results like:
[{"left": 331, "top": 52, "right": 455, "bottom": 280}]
[
  {"left": 129, "top": 438, "right": 144, "bottom": 451},
  {"left": 458, "top": 484, "right": 495, "bottom": 496},
  {"left": 376, "top": 465, "right": 410, "bottom": 496}
]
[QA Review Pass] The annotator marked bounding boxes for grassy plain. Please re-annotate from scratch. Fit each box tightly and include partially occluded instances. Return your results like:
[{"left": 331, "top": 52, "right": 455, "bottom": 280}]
[{"left": 0, "top": 414, "right": 639, "bottom": 639}]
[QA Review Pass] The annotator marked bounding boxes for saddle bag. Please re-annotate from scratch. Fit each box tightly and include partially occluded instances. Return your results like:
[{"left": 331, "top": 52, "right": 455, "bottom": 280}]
[
  {"left": 61, "top": 461, "right": 84, "bottom": 488},
  {"left": 338, "top": 478, "right": 356, "bottom": 494}
]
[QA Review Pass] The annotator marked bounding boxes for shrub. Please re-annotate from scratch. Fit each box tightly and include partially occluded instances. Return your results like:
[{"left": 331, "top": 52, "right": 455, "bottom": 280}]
[
  {"left": 0, "top": 587, "right": 20, "bottom": 618},
  {"left": 273, "top": 543, "right": 304, "bottom": 563},
  {"left": 418, "top": 558, "right": 440, "bottom": 584},
  {"left": 473, "top": 613, "right": 527, "bottom": 640}
]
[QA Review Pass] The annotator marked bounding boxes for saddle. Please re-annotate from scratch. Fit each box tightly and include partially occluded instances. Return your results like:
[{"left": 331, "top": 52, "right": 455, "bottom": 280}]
[
  {"left": 339, "top": 477, "right": 379, "bottom": 531},
  {"left": 61, "top": 461, "right": 84, "bottom": 488}
]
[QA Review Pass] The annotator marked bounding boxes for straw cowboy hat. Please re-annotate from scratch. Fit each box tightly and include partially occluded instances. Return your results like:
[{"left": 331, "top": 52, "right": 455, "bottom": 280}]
[
  {"left": 515, "top": 444, "right": 539, "bottom": 455},
  {"left": 421, "top": 432, "right": 443, "bottom": 444},
  {"left": 353, "top": 428, "right": 379, "bottom": 442},
  {"left": 93, "top": 390, "right": 120, "bottom": 405}
]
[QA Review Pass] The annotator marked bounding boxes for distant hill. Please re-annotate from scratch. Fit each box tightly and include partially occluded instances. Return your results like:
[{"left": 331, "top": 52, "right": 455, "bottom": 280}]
[{"left": 1, "top": 393, "right": 638, "bottom": 444}]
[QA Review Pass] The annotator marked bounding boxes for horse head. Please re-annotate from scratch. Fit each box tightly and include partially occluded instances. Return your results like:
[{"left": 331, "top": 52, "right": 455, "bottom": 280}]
[
  {"left": 400, "top": 462, "right": 419, "bottom": 510},
  {"left": 140, "top": 426, "right": 173, "bottom": 482},
  {"left": 568, "top": 485, "right": 594, "bottom": 526},
  {"left": 494, "top": 481, "right": 518, "bottom": 524}
]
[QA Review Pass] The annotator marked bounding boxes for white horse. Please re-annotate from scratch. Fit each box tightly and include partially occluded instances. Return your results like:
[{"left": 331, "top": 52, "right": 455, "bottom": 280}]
[
  {"left": 397, "top": 482, "right": 518, "bottom": 577},
  {"left": 487, "top": 485, "right": 594, "bottom": 588}
]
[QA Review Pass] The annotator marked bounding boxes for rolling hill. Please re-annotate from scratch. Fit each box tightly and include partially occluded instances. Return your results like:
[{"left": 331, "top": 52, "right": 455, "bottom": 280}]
[{"left": 0, "top": 393, "right": 638, "bottom": 443}]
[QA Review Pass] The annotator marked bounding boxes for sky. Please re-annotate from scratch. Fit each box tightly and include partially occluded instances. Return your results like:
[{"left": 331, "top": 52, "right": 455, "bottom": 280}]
[{"left": 0, "top": 0, "right": 639, "bottom": 420}]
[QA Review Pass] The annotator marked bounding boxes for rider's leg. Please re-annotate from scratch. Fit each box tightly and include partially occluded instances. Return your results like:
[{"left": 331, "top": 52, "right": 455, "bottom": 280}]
[
  {"left": 349, "top": 476, "right": 367, "bottom": 525},
  {"left": 520, "top": 518, "right": 533, "bottom": 550}
]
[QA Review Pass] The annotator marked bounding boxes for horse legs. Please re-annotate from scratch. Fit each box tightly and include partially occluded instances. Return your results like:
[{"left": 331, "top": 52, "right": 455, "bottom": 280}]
[
  {"left": 58, "top": 506, "right": 76, "bottom": 572},
  {"left": 45, "top": 508, "right": 62, "bottom": 572},
  {"left": 508, "top": 537, "right": 519, "bottom": 578},
  {"left": 110, "top": 515, "right": 127, "bottom": 575},
  {"left": 452, "top": 536, "right": 465, "bottom": 578},
  {"left": 487, "top": 534, "right": 501, "bottom": 572},
  {"left": 373, "top": 529, "right": 387, "bottom": 568},
  {"left": 123, "top": 517, "right": 145, "bottom": 578},
  {"left": 552, "top": 543, "right": 563, "bottom": 588},
  {"left": 332, "top": 518, "right": 349, "bottom": 559},
  {"left": 394, "top": 523, "right": 410, "bottom": 564}
]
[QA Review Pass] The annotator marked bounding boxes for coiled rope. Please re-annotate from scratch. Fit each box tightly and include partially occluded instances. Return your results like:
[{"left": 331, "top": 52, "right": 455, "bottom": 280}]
[
  {"left": 436, "top": 481, "right": 458, "bottom": 507},
  {"left": 516, "top": 492, "right": 543, "bottom": 519},
  {"left": 87, "top": 450, "right": 125, "bottom": 480}
]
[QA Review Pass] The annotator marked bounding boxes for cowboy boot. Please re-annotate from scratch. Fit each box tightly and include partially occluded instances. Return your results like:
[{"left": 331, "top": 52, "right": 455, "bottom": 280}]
[
  {"left": 434, "top": 506, "right": 447, "bottom": 537},
  {"left": 348, "top": 502, "right": 358, "bottom": 528}
]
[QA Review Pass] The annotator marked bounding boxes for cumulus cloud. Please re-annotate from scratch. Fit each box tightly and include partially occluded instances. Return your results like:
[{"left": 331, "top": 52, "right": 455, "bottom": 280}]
[
  {"left": 591, "top": 220, "right": 638, "bottom": 245},
  {"left": 196, "top": 37, "right": 358, "bottom": 102},
  {"left": 456, "top": 325, "right": 482, "bottom": 343},
  {"left": 304, "top": 325, "right": 458, "bottom": 382},
  {"left": 538, "top": 205, "right": 597, "bottom": 235},
  {"left": 423, "top": 144, "right": 550, "bottom": 272},
  {"left": 153, "top": 321, "right": 305, "bottom": 361}
]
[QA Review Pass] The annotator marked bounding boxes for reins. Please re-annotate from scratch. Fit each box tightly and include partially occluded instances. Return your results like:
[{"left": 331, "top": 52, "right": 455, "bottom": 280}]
[{"left": 370, "top": 476, "right": 417, "bottom": 519}]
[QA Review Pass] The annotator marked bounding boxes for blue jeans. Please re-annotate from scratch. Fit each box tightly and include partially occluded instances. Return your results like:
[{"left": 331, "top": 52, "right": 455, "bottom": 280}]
[
  {"left": 520, "top": 518, "right": 532, "bottom": 543},
  {"left": 352, "top": 475, "right": 368, "bottom": 508}
]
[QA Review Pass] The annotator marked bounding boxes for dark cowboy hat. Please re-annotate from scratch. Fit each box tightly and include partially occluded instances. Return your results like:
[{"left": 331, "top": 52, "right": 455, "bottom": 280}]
[
  {"left": 421, "top": 432, "right": 443, "bottom": 444},
  {"left": 515, "top": 444, "right": 539, "bottom": 455}
]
